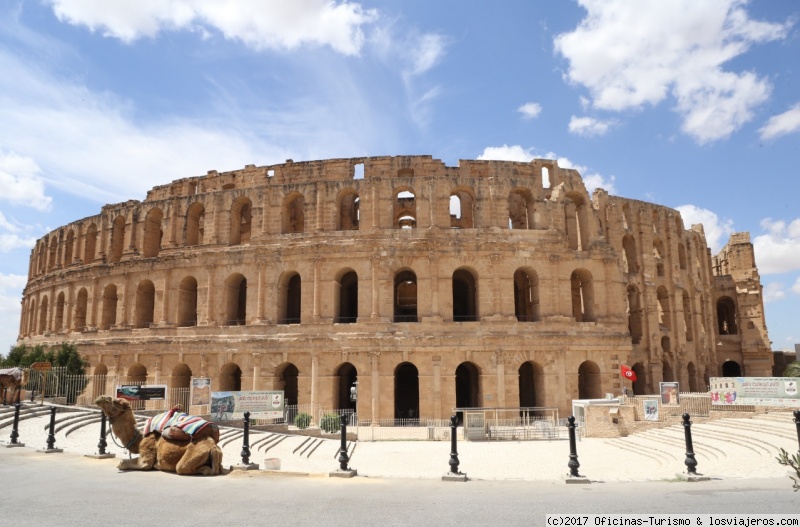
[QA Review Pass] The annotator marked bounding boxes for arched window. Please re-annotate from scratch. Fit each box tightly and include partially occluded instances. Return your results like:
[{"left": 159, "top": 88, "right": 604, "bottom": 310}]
[
  {"left": 452, "top": 268, "right": 478, "bottom": 321},
  {"left": 565, "top": 192, "right": 589, "bottom": 250},
  {"left": 678, "top": 243, "right": 687, "bottom": 270},
  {"left": 186, "top": 202, "right": 205, "bottom": 246},
  {"left": 450, "top": 189, "right": 475, "bottom": 228},
  {"left": 570, "top": 269, "right": 594, "bottom": 322},
  {"left": 622, "top": 234, "right": 637, "bottom": 274},
  {"left": 394, "top": 270, "right": 417, "bottom": 322},
  {"left": 84, "top": 223, "right": 97, "bottom": 263},
  {"left": 394, "top": 189, "right": 416, "bottom": 229},
  {"left": 54, "top": 292, "right": 65, "bottom": 332},
  {"left": 578, "top": 361, "right": 601, "bottom": 399},
  {"left": 134, "top": 280, "right": 155, "bottom": 328},
  {"left": 513, "top": 269, "right": 539, "bottom": 322},
  {"left": 178, "top": 276, "right": 198, "bottom": 327},
  {"left": 682, "top": 290, "right": 693, "bottom": 342},
  {"left": 508, "top": 190, "right": 533, "bottom": 230},
  {"left": 110, "top": 215, "right": 126, "bottom": 263},
  {"left": 338, "top": 191, "right": 360, "bottom": 230},
  {"left": 627, "top": 285, "right": 643, "bottom": 344},
  {"left": 716, "top": 297, "right": 737, "bottom": 335},
  {"left": 64, "top": 230, "right": 75, "bottom": 266},
  {"left": 101, "top": 284, "right": 117, "bottom": 330},
  {"left": 230, "top": 197, "right": 253, "bottom": 244},
  {"left": 38, "top": 296, "right": 49, "bottom": 334},
  {"left": 142, "top": 208, "right": 163, "bottom": 258},
  {"left": 657, "top": 286, "right": 671, "bottom": 330},
  {"left": 74, "top": 288, "right": 88, "bottom": 330},
  {"left": 281, "top": 193, "right": 304, "bottom": 234},
  {"left": 225, "top": 273, "right": 247, "bottom": 325},
  {"left": 653, "top": 239, "right": 665, "bottom": 277},
  {"left": 279, "top": 273, "right": 301, "bottom": 324},
  {"left": 335, "top": 270, "right": 358, "bottom": 323}
]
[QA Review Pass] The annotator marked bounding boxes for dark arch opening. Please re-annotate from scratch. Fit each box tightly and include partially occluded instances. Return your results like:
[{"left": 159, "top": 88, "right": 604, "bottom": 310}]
[
  {"left": 278, "top": 364, "right": 299, "bottom": 407},
  {"left": 722, "top": 360, "right": 742, "bottom": 377},
  {"left": 452, "top": 269, "right": 477, "bottom": 321},
  {"left": 336, "top": 363, "right": 357, "bottom": 412},
  {"left": 394, "top": 362, "right": 420, "bottom": 420},
  {"left": 578, "top": 361, "right": 601, "bottom": 399},
  {"left": 336, "top": 271, "right": 358, "bottom": 323},
  {"left": 455, "top": 362, "right": 480, "bottom": 423},
  {"left": 219, "top": 363, "right": 242, "bottom": 391}
]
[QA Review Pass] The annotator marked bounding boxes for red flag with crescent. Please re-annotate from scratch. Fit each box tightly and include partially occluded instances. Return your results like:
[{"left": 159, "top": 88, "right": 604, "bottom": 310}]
[{"left": 620, "top": 364, "right": 637, "bottom": 382}]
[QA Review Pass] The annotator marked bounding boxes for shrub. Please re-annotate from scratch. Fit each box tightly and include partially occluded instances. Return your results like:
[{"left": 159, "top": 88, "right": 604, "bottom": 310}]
[
  {"left": 776, "top": 448, "right": 800, "bottom": 492},
  {"left": 320, "top": 413, "right": 342, "bottom": 434},
  {"left": 294, "top": 412, "right": 311, "bottom": 429}
]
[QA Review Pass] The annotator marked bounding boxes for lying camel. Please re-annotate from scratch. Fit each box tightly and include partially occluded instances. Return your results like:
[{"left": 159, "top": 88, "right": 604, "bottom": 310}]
[
  {"left": 95, "top": 396, "right": 223, "bottom": 475},
  {"left": 0, "top": 368, "right": 29, "bottom": 405}
]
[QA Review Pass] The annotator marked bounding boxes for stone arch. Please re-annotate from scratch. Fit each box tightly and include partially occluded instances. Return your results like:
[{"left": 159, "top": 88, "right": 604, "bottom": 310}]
[
  {"left": 134, "top": 279, "right": 156, "bottom": 329},
  {"left": 393, "top": 188, "right": 416, "bottom": 229},
  {"left": 565, "top": 191, "right": 589, "bottom": 250},
  {"left": 230, "top": 197, "right": 253, "bottom": 244},
  {"left": 455, "top": 361, "right": 481, "bottom": 411},
  {"left": 631, "top": 362, "right": 647, "bottom": 395},
  {"left": 657, "top": 286, "right": 671, "bottom": 330},
  {"left": 335, "top": 362, "right": 357, "bottom": 412},
  {"left": 47, "top": 235, "right": 57, "bottom": 271},
  {"left": 276, "top": 363, "right": 299, "bottom": 407},
  {"left": 716, "top": 297, "right": 737, "bottom": 335},
  {"left": 142, "top": 208, "right": 163, "bottom": 258},
  {"left": 452, "top": 267, "right": 478, "bottom": 321},
  {"left": 281, "top": 192, "right": 304, "bottom": 234},
  {"left": 219, "top": 362, "right": 242, "bottom": 391},
  {"left": 513, "top": 268, "right": 540, "bottom": 322},
  {"left": 38, "top": 295, "right": 49, "bottom": 334},
  {"left": 73, "top": 287, "right": 88, "bottom": 330},
  {"left": 682, "top": 290, "right": 693, "bottom": 342},
  {"left": 278, "top": 272, "right": 301, "bottom": 324},
  {"left": 337, "top": 189, "right": 360, "bottom": 231},
  {"left": 570, "top": 268, "right": 594, "bottom": 322},
  {"left": 678, "top": 242, "right": 687, "bottom": 270},
  {"left": 334, "top": 269, "right": 358, "bottom": 323},
  {"left": 518, "top": 361, "right": 544, "bottom": 407},
  {"left": 653, "top": 239, "right": 665, "bottom": 277},
  {"left": 64, "top": 229, "right": 75, "bottom": 266},
  {"left": 225, "top": 273, "right": 247, "bottom": 325},
  {"left": 185, "top": 201, "right": 205, "bottom": 246},
  {"left": 508, "top": 189, "right": 534, "bottom": 230},
  {"left": 622, "top": 234, "right": 637, "bottom": 274},
  {"left": 178, "top": 276, "right": 198, "bottom": 327},
  {"left": 449, "top": 187, "right": 475, "bottom": 229},
  {"left": 627, "top": 285, "right": 643, "bottom": 344},
  {"left": 578, "top": 360, "right": 602, "bottom": 399},
  {"left": 127, "top": 363, "right": 147, "bottom": 384},
  {"left": 721, "top": 360, "right": 741, "bottom": 377},
  {"left": 110, "top": 215, "right": 126, "bottom": 263},
  {"left": 394, "top": 362, "right": 419, "bottom": 419},
  {"left": 101, "top": 284, "right": 118, "bottom": 330},
  {"left": 94, "top": 363, "right": 108, "bottom": 376},
  {"left": 171, "top": 363, "right": 192, "bottom": 389},
  {"left": 84, "top": 223, "right": 97, "bottom": 263},
  {"left": 54, "top": 291, "right": 65, "bottom": 332},
  {"left": 394, "top": 269, "right": 418, "bottom": 322}
]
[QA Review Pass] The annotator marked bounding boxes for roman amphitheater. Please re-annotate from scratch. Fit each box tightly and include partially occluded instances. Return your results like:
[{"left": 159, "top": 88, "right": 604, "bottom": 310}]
[{"left": 17, "top": 156, "right": 773, "bottom": 420}]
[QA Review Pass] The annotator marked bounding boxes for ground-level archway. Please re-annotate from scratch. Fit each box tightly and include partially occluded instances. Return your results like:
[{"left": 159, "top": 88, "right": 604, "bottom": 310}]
[{"left": 394, "top": 362, "right": 419, "bottom": 420}]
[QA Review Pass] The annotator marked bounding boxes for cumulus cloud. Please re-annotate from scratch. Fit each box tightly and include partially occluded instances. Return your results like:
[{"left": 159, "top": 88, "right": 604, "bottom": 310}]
[
  {"left": 554, "top": 0, "right": 791, "bottom": 143},
  {"left": 47, "top": 0, "right": 378, "bottom": 55},
  {"left": 753, "top": 218, "right": 800, "bottom": 274},
  {"left": 0, "top": 273, "right": 26, "bottom": 350},
  {"left": 759, "top": 103, "right": 800, "bottom": 140},
  {"left": 568, "top": 116, "right": 614, "bottom": 137},
  {"left": 0, "top": 211, "right": 37, "bottom": 253},
  {"left": 477, "top": 146, "right": 617, "bottom": 194},
  {"left": 0, "top": 150, "right": 52, "bottom": 211},
  {"left": 675, "top": 204, "right": 734, "bottom": 253},
  {"left": 762, "top": 282, "right": 786, "bottom": 303},
  {"left": 517, "top": 102, "right": 542, "bottom": 120},
  {"left": 792, "top": 277, "right": 800, "bottom": 295}
]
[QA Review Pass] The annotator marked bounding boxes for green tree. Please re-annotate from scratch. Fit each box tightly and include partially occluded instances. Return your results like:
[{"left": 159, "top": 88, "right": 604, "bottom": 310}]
[
  {"left": 783, "top": 361, "right": 800, "bottom": 378},
  {"left": 2, "top": 343, "right": 88, "bottom": 402}
]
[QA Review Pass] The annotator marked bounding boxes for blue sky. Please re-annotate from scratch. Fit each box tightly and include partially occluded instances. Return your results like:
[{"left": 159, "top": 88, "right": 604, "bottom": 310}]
[{"left": 1, "top": 0, "right": 799, "bottom": 355}]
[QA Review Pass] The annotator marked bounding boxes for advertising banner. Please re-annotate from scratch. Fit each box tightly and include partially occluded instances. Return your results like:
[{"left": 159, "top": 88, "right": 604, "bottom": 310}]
[
  {"left": 659, "top": 382, "right": 680, "bottom": 406},
  {"left": 116, "top": 385, "right": 167, "bottom": 401},
  {"left": 710, "top": 377, "right": 800, "bottom": 407},
  {"left": 643, "top": 399, "right": 659, "bottom": 421},
  {"left": 210, "top": 390, "right": 285, "bottom": 420},
  {"left": 191, "top": 378, "right": 211, "bottom": 406}
]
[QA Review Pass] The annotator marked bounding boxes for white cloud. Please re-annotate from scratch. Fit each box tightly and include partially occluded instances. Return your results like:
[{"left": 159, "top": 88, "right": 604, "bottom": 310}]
[
  {"left": 753, "top": 218, "right": 800, "bottom": 274},
  {"left": 792, "top": 277, "right": 800, "bottom": 295},
  {"left": 675, "top": 204, "right": 734, "bottom": 253},
  {"left": 0, "top": 151, "right": 52, "bottom": 211},
  {"left": 759, "top": 103, "right": 800, "bottom": 140},
  {"left": 518, "top": 102, "right": 542, "bottom": 120},
  {"left": 0, "top": 273, "right": 26, "bottom": 351},
  {"left": 0, "top": 212, "right": 37, "bottom": 253},
  {"left": 554, "top": 0, "right": 791, "bottom": 143},
  {"left": 47, "top": 0, "right": 378, "bottom": 55},
  {"left": 568, "top": 116, "right": 614, "bottom": 137},
  {"left": 763, "top": 282, "right": 786, "bottom": 303},
  {"left": 477, "top": 146, "right": 616, "bottom": 194}
]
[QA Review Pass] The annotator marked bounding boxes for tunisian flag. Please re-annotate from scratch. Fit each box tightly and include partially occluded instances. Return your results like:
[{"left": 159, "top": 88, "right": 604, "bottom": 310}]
[{"left": 620, "top": 364, "right": 637, "bottom": 382}]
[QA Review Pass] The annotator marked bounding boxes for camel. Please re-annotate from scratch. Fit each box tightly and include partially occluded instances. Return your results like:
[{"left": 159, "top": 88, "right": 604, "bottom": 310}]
[
  {"left": 95, "top": 396, "right": 223, "bottom": 475},
  {"left": 0, "top": 368, "right": 29, "bottom": 405}
]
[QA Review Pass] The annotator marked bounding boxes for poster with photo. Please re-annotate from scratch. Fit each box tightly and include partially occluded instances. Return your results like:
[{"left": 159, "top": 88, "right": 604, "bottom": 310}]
[
  {"left": 643, "top": 399, "right": 659, "bottom": 421},
  {"left": 659, "top": 382, "right": 680, "bottom": 406},
  {"left": 191, "top": 378, "right": 211, "bottom": 406}
]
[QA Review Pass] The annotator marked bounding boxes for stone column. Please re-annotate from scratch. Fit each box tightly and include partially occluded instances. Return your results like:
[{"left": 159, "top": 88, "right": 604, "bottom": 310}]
[
  {"left": 160, "top": 269, "right": 171, "bottom": 325},
  {"left": 370, "top": 351, "right": 380, "bottom": 422},
  {"left": 428, "top": 251, "right": 439, "bottom": 319},
  {"left": 153, "top": 354, "right": 162, "bottom": 385},
  {"left": 205, "top": 266, "right": 215, "bottom": 325},
  {"left": 120, "top": 273, "right": 130, "bottom": 327},
  {"left": 200, "top": 353, "right": 208, "bottom": 377},
  {"left": 252, "top": 353, "right": 262, "bottom": 391},
  {"left": 310, "top": 355, "right": 319, "bottom": 418},
  {"left": 370, "top": 255, "right": 380, "bottom": 321},
  {"left": 490, "top": 253, "right": 502, "bottom": 317},
  {"left": 432, "top": 356, "right": 442, "bottom": 420},
  {"left": 312, "top": 257, "right": 322, "bottom": 321},
  {"left": 495, "top": 350, "right": 506, "bottom": 408},
  {"left": 255, "top": 265, "right": 266, "bottom": 322}
]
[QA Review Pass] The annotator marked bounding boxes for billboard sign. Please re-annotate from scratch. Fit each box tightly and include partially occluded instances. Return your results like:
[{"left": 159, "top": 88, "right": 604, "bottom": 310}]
[
  {"left": 710, "top": 377, "right": 800, "bottom": 407},
  {"left": 116, "top": 384, "right": 167, "bottom": 401},
  {"left": 210, "top": 390, "right": 285, "bottom": 420}
]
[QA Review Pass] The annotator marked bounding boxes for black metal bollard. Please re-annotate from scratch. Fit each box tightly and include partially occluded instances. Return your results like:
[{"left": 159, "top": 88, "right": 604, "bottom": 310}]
[
  {"left": 9, "top": 403, "right": 21, "bottom": 444},
  {"left": 567, "top": 416, "right": 581, "bottom": 477},
  {"left": 240, "top": 411, "right": 251, "bottom": 465},
  {"left": 448, "top": 415, "right": 461, "bottom": 474},
  {"left": 338, "top": 414, "right": 350, "bottom": 471},
  {"left": 97, "top": 411, "right": 109, "bottom": 455},
  {"left": 682, "top": 413, "right": 698, "bottom": 475},
  {"left": 45, "top": 406, "right": 57, "bottom": 450},
  {"left": 793, "top": 410, "right": 800, "bottom": 456}
]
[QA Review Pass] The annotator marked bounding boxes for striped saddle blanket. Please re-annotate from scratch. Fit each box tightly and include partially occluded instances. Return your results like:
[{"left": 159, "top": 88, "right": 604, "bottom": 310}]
[
  {"left": 143, "top": 409, "right": 214, "bottom": 440},
  {"left": 0, "top": 368, "right": 24, "bottom": 381}
]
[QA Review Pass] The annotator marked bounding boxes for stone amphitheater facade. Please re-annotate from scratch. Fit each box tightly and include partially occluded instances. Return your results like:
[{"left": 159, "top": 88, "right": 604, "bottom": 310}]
[{"left": 17, "top": 156, "right": 772, "bottom": 419}]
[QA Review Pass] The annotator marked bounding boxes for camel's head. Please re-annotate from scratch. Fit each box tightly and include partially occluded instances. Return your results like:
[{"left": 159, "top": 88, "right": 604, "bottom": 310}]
[
  {"left": 95, "top": 396, "right": 132, "bottom": 420},
  {"left": 20, "top": 369, "right": 29, "bottom": 386}
]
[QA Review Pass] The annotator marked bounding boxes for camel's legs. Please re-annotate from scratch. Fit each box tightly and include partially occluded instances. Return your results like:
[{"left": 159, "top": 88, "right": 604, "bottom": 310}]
[
  {"left": 117, "top": 436, "right": 157, "bottom": 471},
  {"left": 176, "top": 437, "right": 221, "bottom": 475}
]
